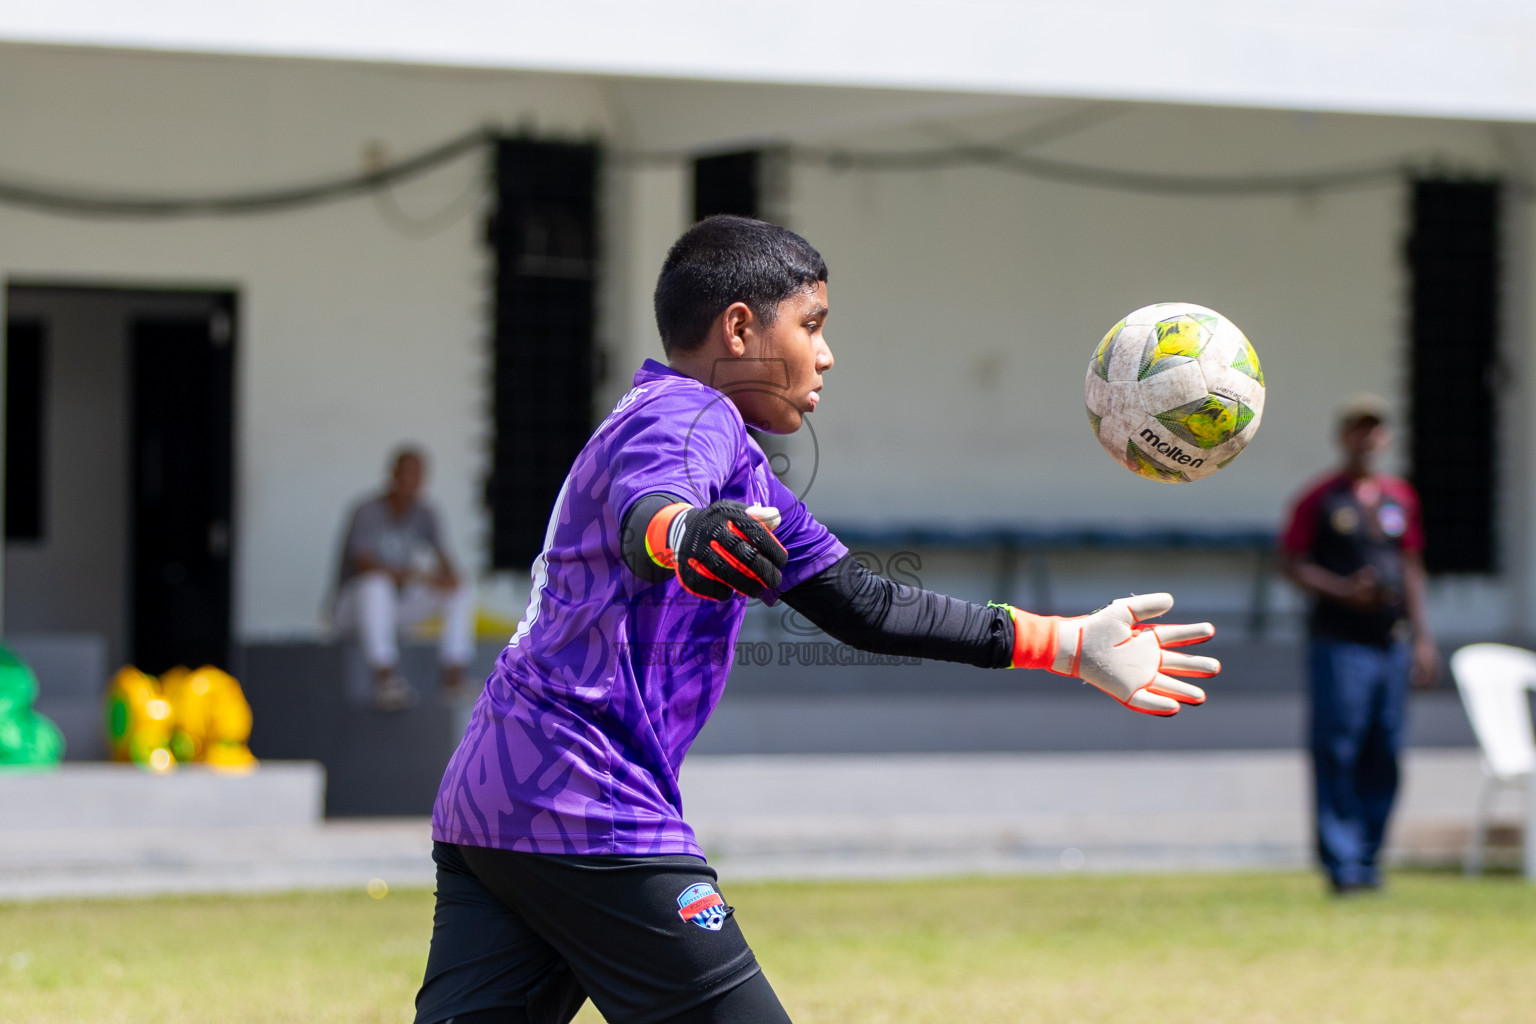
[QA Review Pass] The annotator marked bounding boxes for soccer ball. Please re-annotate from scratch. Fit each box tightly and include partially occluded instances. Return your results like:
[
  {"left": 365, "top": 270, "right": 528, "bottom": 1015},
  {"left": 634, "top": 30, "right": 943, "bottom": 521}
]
[{"left": 1085, "top": 302, "right": 1265, "bottom": 483}]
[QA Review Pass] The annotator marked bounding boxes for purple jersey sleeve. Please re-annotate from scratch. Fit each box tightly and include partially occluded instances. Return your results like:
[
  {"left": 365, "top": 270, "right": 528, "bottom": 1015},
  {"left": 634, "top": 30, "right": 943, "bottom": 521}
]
[
  {"left": 607, "top": 386, "right": 743, "bottom": 522},
  {"left": 605, "top": 382, "right": 844, "bottom": 599}
]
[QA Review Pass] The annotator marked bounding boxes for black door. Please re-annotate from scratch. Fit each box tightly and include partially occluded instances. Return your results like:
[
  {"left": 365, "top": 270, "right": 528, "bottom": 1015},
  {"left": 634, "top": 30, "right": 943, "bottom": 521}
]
[
  {"left": 4, "top": 317, "right": 46, "bottom": 541},
  {"left": 130, "top": 309, "right": 234, "bottom": 673}
]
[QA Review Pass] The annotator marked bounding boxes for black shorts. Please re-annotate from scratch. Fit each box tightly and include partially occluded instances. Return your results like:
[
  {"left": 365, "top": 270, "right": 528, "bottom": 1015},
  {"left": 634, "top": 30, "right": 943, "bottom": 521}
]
[{"left": 414, "top": 842, "right": 790, "bottom": 1024}]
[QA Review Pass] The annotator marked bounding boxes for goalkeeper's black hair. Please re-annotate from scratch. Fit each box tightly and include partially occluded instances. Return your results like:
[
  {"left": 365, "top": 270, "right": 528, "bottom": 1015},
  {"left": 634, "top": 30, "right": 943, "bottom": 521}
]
[{"left": 653, "top": 215, "right": 828, "bottom": 355}]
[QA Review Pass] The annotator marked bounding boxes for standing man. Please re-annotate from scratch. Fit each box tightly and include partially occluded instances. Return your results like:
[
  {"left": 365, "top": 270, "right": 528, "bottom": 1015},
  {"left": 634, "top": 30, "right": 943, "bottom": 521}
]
[
  {"left": 334, "top": 447, "right": 475, "bottom": 711},
  {"left": 1279, "top": 395, "right": 1438, "bottom": 894}
]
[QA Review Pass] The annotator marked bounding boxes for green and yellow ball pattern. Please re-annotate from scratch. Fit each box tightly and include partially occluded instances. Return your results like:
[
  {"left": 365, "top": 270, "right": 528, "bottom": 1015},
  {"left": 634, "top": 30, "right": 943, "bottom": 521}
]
[
  {"left": 1153, "top": 393, "right": 1256, "bottom": 450},
  {"left": 1084, "top": 301, "right": 1265, "bottom": 483}
]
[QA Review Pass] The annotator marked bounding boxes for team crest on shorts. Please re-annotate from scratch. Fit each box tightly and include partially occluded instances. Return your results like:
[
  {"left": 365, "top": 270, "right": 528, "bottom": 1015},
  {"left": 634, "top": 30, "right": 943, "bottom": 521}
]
[{"left": 676, "top": 882, "right": 730, "bottom": 932}]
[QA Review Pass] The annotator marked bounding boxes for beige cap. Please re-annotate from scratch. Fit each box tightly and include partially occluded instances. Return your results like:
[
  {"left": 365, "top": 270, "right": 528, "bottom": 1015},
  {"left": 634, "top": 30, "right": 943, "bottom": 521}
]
[{"left": 1337, "top": 393, "right": 1389, "bottom": 428}]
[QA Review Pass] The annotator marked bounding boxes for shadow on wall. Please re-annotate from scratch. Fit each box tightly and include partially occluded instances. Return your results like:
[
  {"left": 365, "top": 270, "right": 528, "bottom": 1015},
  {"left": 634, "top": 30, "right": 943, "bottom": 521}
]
[{"left": 235, "top": 641, "right": 500, "bottom": 816}]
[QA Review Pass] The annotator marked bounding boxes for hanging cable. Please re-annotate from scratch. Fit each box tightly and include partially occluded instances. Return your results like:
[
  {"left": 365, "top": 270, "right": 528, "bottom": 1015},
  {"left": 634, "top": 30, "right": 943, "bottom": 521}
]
[
  {"left": 789, "top": 143, "right": 1416, "bottom": 196},
  {"left": 0, "top": 120, "right": 1517, "bottom": 221},
  {"left": 361, "top": 138, "right": 489, "bottom": 239},
  {"left": 0, "top": 126, "right": 494, "bottom": 218}
]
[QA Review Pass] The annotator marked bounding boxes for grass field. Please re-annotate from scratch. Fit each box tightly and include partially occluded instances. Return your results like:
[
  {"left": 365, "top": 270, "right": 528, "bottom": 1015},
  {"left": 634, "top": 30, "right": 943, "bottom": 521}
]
[{"left": 2, "top": 871, "right": 1534, "bottom": 1024}]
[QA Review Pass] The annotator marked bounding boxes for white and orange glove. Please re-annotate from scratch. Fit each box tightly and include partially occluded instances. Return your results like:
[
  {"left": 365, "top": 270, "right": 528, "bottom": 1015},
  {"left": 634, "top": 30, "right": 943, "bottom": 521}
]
[{"left": 1006, "top": 593, "right": 1218, "bottom": 716}]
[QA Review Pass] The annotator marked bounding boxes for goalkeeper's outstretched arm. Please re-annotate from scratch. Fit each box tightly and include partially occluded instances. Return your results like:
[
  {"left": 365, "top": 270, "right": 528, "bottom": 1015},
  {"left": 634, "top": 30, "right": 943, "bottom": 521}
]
[
  {"left": 619, "top": 496, "right": 1218, "bottom": 716},
  {"left": 782, "top": 554, "right": 1219, "bottom": 717}
]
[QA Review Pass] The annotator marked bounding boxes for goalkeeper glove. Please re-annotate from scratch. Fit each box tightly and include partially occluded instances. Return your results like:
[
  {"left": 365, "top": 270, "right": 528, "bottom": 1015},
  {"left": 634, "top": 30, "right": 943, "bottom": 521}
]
[
  {"left": 644, "top": 500, "right": 788, "bottom": 601},
  {"left": 1005, "top": 593, "right": 1218, "bottom": 716}
]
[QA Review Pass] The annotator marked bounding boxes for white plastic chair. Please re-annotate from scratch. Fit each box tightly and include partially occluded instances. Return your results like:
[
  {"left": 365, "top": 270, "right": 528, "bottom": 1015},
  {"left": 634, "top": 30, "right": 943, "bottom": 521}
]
[{"left": 1449, "top": 643, "right": 1536, "bottom": 877}]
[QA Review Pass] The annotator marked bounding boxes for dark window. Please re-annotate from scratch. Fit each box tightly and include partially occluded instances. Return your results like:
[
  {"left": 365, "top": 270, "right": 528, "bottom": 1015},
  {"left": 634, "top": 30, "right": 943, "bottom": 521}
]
[
  {"left": 129, "top": 310, "right": 235, "bottom": 672},
  {"left": 5, "top": 318, "right": 46, "bottom": 541},
  {"left": 694, "top": 150, "right": 760, "bottom": 221},
  {"left": 1406, "top": 179, "right": 1500, "bottom": 573},
  {"left": 485, "top": 139, "right": 599, "bottom": 568}
]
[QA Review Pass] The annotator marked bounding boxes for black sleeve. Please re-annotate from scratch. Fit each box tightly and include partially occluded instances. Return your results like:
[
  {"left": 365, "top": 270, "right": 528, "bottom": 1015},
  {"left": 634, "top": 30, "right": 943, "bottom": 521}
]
[
  {"left": 780, "top": 554, "right": 1016, "bottom": 668},
  {"left": 618, "top": 492, "right": 687, "bottom": 583}
]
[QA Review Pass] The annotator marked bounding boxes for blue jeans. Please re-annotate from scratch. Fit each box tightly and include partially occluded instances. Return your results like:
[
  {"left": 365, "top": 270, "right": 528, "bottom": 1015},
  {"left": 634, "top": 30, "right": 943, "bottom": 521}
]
[{"left": 1307, "top": 637, "right": 1411, "bottom": 888}]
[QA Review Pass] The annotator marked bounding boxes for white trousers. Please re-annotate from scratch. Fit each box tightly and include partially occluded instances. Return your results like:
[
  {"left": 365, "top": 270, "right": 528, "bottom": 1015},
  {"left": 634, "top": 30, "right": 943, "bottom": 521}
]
[{"left": 334, "top": 572, "right": 475, "bottom": 669}]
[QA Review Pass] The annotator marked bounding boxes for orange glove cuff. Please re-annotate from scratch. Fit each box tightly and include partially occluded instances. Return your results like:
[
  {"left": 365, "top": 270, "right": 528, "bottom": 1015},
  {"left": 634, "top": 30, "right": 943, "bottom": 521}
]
[
  {"left": 1007, "top": 607, "right": 1061, "bottom": 670},
  {"left": 644, "top": 503, "right": 690, "bottom": 570}
]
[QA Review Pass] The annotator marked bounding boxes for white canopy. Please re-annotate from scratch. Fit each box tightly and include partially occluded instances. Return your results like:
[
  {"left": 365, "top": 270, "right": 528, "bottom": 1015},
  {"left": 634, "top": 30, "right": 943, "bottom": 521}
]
[{"left": 3, "top": 0, "right": 1535, "bottom": 122}]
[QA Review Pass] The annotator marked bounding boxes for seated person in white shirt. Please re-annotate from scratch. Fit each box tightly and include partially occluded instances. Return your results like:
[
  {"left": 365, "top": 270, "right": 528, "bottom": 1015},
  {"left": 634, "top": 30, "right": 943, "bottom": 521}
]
[{"left": 333, "top": 447, "right": 474, "bottom": 710}]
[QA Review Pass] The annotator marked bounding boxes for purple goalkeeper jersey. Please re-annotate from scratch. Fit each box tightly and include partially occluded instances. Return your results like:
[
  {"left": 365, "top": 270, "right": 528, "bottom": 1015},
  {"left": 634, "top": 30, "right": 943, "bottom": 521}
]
[{"left": 433, "top": 360, "right": 847, "bottom": 857}]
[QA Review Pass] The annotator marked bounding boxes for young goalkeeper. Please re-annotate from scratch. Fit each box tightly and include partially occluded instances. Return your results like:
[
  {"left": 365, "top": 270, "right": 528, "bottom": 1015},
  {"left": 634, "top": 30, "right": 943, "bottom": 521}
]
[{"left": 416, "top": 215, "right": 1220, "bottom": 1024}]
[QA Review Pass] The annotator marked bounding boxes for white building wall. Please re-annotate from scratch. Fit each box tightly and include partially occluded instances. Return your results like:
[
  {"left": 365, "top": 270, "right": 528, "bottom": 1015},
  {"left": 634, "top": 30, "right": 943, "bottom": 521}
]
[
  {"left": 601, "top": 99, "right": 1536, "bottom": 634},
  {"left": 766, "top": 105, "right": 1528, "bottom": 631},
  {"left": 0, "top": 45, "right": 616, "bottom": 639},
  {"left": 3, "top": 43, "right": 1533, "bottom": 642},
  {"left": 1499, "top": 128, "right": 1536, "bottom": 637}
]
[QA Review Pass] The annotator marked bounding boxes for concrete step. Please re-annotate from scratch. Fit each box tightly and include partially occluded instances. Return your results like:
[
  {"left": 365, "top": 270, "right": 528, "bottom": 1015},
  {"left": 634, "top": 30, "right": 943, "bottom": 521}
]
[
  {"left": 0, "top": 750, "right": 1518, "bottom": 900},
  {"left": 0, "top": 761, "right": 323, "bottom": 829},
  {"left": 0, "top": 820, "right": 434, "bottom": 901},
  {"left": 682, "top": 750, "right": 1504, "bottom": 878}
]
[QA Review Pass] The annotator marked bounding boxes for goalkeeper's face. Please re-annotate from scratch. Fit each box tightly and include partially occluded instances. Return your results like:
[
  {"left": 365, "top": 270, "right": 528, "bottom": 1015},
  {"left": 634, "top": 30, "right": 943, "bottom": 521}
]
[{"left": 734, "top": 281, "right": 833, "bottom": 435}]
